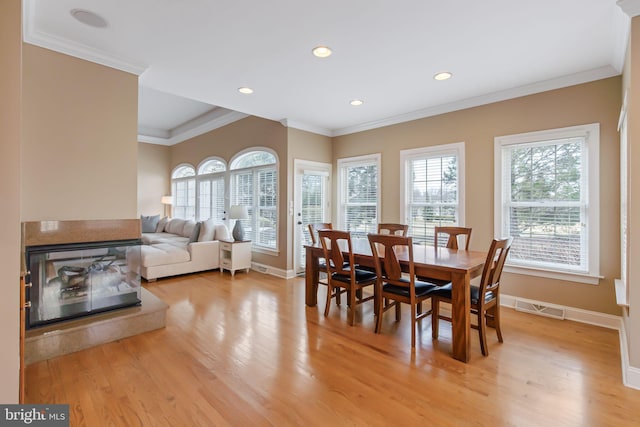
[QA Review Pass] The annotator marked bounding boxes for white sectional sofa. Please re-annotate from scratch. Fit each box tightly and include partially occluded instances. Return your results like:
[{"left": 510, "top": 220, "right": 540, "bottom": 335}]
[{"left": 140, "top": 216, "right": 231, "bottom": 281}]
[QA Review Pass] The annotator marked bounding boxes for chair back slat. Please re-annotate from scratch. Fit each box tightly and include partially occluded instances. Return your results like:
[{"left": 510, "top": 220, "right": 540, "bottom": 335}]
[
  {"left": 382, "top": 245, "right": 402, "bottom": 280},
  {"left": 368, "top": 234, "right": 414, "bottom": 290},
  {"left": 434, "top": 226, "right": 472, "bottom": 250},
  {"left": 478, "top": 237, "right": 512, "bottom": 305},
  {"left": 377, "top": 223, "right": 409, "bottom": 237},
  {"left": 318, "top": 229, "right": 352, "bottom": 276}
]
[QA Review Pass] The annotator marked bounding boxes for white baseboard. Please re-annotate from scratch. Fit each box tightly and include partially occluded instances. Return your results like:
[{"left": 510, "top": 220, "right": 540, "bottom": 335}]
[
  {"left": 250, "top": 262, "right": 297, "bottom": 279},
  {"left": 501, "top": 294, "right": 640, "bottom": 390},
  {"left": 501, "top": 294, "right": 620, "bottom": 329},
  {"left": 618, "top": 317, "right": 640, "bottom": 390}
]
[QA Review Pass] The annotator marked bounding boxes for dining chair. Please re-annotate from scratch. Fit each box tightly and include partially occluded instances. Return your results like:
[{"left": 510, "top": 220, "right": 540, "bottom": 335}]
[
  {"left": 430, "top": 237, "right": 513, "bottom": 356},
  {"left": 307, "top": 222, "right": 346, "bottom": 304},
  {"left": 377, "top": 223, "right": 409, "bottom": 236},
  {"left": 417, "top": 226, "right": 473, "bottom": 290},
  {"left": 368, "top": 234, "right": 437, "bottom": 349},
  {"left": 434, "top": 226, "right": 472, "bottom": 250},
  {"left": 318, "top": 229, "right": 377, "bottom": 326},
  {"left": 308, "top": 222, "right": 333, "bottom": 245}
]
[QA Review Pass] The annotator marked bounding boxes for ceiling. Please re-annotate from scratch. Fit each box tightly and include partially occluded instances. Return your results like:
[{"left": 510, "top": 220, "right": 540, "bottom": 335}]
[{"left": 24, "top": 0, "right": 630, "bottom": 144}]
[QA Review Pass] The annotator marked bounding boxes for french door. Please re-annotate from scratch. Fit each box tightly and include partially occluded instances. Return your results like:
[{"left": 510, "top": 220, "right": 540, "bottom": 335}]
[{"left": 293, "top": 160, "right": 331, "bottom": 274}]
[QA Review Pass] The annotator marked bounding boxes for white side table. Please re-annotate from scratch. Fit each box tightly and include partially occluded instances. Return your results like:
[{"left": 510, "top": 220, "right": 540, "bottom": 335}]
[{"left": 219, "top": 240, "right": 252, "bottom": 276}]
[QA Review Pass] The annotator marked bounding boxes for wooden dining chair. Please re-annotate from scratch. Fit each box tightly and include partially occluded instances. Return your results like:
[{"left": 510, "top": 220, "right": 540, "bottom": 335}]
[
  {"left": 307, "top": 222, "right": 346, "bottom": 304},
  {"left": 368, "top": 234, "right": 437, "bottom": 349},
  {"left": 308, "top": 222, "right": 333, "bottom": 245},
  {"left": 430, "top": 237, "right": 513, "bottom": 356},
  {"left": 318, "top": 229, "right": 377, "bottom": 326},
  {"left": 434, "top": 226, "right": 472, "bottom": 250},
  {"left": 417, "top": 226, "right": 473, "bottom": 290},
  {"left": 377, "top": 223, "right": 409, "bottom": 236}
]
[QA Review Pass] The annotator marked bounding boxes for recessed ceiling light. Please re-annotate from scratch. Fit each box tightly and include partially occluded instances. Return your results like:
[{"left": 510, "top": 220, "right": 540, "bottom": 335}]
[
  {"left": 350, "top": 99, "right": 364, "bottom": 106},
  {"left": 434, "top": 71, "right": 453, "bottom": 81},
  {"left": 312, "top": 46, "right": 332, "bottom": 58},
  {"left": 238, "top": 87, "right": 254, "bottom": 94},
  {"left": 70, "top": 9, "right": 108, "bottom": 28}
]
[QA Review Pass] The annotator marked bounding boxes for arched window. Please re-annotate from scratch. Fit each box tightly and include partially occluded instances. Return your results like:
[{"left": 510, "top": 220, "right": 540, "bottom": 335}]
[
  {"left": 197, "top": 158, "right": 227, "bottom": 222},
  {"left": 230, "top": 149, "right": 278, "bottom": 250},
  {"left": 171, "top": 164, "right": 196, "bottom": 220}
]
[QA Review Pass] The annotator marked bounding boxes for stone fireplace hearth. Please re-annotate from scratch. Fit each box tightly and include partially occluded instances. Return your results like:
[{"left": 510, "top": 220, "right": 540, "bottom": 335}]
[{"left": 24, "top": 287, "right": 167, "bottom": 364}]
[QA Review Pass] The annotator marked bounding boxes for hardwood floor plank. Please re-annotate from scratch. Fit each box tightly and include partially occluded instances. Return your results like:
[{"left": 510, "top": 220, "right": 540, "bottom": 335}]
[{"left": 25, "top": 270, "right": 640, "bottom": 426}]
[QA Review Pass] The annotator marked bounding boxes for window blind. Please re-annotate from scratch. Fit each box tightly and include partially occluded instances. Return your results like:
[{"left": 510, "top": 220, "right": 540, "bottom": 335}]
[
  {"left": 501, "top": 137, "right": 588, "bottom": 272},
  {"left": 406, "top": 154, "right": 458, "bottom": 245},
  {"left": 341, "top": 161, "right": 378, "bottom": 237}
]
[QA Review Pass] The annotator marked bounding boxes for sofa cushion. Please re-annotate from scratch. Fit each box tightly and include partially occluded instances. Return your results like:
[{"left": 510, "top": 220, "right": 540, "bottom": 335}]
[
  {"left": 140, "top": 243, "right": 191, "bottom": 267},
  {"left": 141, "top": 215, "right": 160, "bottom": 233},
  {"left": 141, "top": 232, "right": 189, "bottom": 246},
  {"left": 182, "top": 220, "right": 197, "bottom": 238},
  {"left": 189, "top": 222, "right": 201, "bottom": 243},
  {"left": 166, "top": 218, "right": 186, "bottom": 235},
  {"left": 156, "top": 216, "right": 169, "bottom": 232}
]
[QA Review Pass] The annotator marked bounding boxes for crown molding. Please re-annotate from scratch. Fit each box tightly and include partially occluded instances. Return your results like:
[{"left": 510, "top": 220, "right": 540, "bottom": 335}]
[
  {"left": 138, "top": 126, "right": 169, "bottom": 139},
  {"left": 332, "top": 66, "right": 620, "bottom": 137},
  {"left": 618, "top": 0, "right": 640, "bottom": 17},
  {"left": 612, "top": 7, "right": 632, "bottom": 73},
  {"left": 23, "top": 0, "right": 147, "bottom": 75},
  {"left": 279, "top": 119, "right": 333, "bottom": 137},
  {"left": 139, "top": 110, "right": 249, "bottom": 146}
]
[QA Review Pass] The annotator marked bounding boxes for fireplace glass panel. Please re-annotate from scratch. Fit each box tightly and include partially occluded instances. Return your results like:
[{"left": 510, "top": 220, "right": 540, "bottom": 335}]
[{"left": 26, "top": 240, "right": 141, "bottom": 329}]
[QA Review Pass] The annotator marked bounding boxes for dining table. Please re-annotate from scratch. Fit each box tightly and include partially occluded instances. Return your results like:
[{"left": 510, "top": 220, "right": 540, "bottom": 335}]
[{"left": 304, "top": 238, "right": 487, "bottom": 363}]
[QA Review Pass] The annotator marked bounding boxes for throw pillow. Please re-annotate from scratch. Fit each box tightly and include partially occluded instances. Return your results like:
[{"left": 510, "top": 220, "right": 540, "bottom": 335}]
[
  {"left": 141, "top": 215, "right": 160, "bottom": 233},
  {"left": 214, "top": 224, "right": 231, "bottom": 241},
  {"left": 182, "top": 220, "right": 197, "bottom": 238},
  {"left": 156, "top": 216, "right": 169, "bottom": 232},
  {"left": 189, "top": 222, "right": 202, "bottom": 243},
  {"left": 198, "top": 218, "right": 216, "bottom": 242}
]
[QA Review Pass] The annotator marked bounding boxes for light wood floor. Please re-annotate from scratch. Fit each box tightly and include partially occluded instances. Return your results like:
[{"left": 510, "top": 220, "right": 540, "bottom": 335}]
[{"left": 25, "top": 270, "right": 640, "bottom": 426}]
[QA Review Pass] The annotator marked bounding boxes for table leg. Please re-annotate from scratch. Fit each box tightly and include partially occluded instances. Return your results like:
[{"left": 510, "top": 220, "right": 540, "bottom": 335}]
[
  {"left": 305, "top": 247, "right": 319, "bottom": 307},
  {"left": 450, "top": 271, "right": 471, "bottom": 362}
]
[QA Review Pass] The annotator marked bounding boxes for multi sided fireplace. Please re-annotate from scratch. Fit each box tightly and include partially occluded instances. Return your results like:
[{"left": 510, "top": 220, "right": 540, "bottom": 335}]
[{"left": 22, "top": 220, "right": 142, "bottom": 330}]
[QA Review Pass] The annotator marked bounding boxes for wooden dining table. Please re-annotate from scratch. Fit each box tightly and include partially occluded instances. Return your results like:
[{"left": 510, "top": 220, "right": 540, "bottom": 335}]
[{"left": 304, "top": 238, "right": 487, "bottom": 362}]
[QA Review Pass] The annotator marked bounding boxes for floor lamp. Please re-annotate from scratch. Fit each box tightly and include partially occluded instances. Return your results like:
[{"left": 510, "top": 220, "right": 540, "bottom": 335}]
[{"left": 161, "top": 196, "right": 173, "bottom": 217}]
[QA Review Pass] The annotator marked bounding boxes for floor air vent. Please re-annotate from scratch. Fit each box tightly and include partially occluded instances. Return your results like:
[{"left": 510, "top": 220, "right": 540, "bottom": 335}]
[{"left": 514, "top": 298, "right": 565, "bottom": 320}]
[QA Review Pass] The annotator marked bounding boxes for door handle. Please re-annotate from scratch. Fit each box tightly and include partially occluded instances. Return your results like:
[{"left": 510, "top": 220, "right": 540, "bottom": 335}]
[{"left": 297, "top": 221, "right": 302, "bottom": 225}]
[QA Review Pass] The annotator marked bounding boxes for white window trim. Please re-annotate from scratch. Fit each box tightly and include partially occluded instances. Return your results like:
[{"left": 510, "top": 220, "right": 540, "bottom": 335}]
[
  {"left": 399, "top": 142, "right": 465, "bottom": 229},
  {"left": 229, "top": 147, "right": 280, "bottom": 255},
  {"left": 494, "top": 123, "right": 600, "bottom": 285},
  {"left": 171, "top": 163, "right": 196, "bottom": 220},
  {"left": 336, "top": 153, "right": 381, "bottom": 232},
  {"left": 196, "top": 156, "right": 227, "bottom": 222},
  {"left": 197, "top": 156, "right": 227, "bottom": 175}
]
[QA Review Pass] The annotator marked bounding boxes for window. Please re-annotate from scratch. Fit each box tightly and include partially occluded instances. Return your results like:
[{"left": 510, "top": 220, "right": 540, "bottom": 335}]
[
  {"left": 337, "top": 154, "right": 380, "bottom": 237},
  {"left": 171, "top": 164, "right": 196, "bottom": 220},
  {"left": 400, "top": 143, "right": 465, "bottom": 245},
  {"left": 494, "top": 123, "right": 600, "bottom": 284},
  {"left": 230, "top": 150, "right": 278, "bottom": 251},
  {"left": 197, "top": 158, "right": 226, "bottom": 222}
]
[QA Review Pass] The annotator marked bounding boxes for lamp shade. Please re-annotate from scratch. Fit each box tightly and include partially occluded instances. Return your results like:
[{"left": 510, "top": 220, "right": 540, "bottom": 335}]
[
  {"left": 161, "top": 196, "right": 173, "bottom": 205},
  {"left": 229, "top": 205, "right": 249, "bottom": 219}
]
